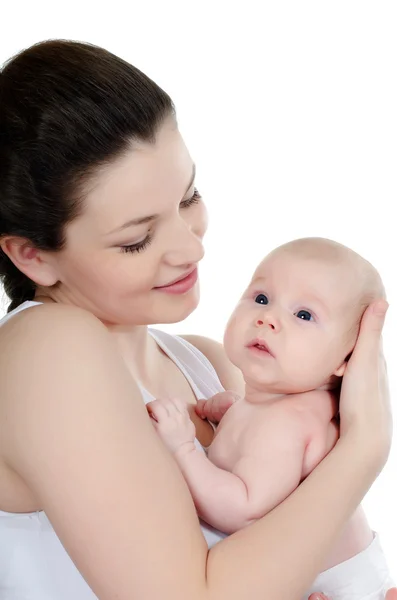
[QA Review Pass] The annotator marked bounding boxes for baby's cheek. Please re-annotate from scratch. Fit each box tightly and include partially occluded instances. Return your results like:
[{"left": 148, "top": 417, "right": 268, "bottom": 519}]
[
  {"left": 224, "top": 323, "right": 247, "bottom": 370},
  {"left": 287, "top": 362, "right": 312, "bottom": 386},
  {"left": 223, "top": 312, "right": 239, "bottom": 346},
  {"left": 287, "top": 346, "right": 327, "bottom": 387},
  {"left": 223, "top": 327, "right": 239, "bottom": 364}
]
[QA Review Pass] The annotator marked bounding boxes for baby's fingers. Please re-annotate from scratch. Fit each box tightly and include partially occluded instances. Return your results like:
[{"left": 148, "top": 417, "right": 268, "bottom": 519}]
[
  {"left": 147, "top": 398, "right": 186, "bottom": 422},
  {"left": 195, "top": 392, "right": 238, "bottom": 423},
  {"left": 146, "top": 400, "right": 167, "bottom": 422},
  {"left": 195, "top": 399, "right": 208, "bottom": 419},
  {"left": 211, "top": 394, "right": 236, "bottom": 422}
]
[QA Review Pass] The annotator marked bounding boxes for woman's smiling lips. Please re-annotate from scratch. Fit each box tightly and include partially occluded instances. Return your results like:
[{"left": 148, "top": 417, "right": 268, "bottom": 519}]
[{"left": 153, "top": 267, "right": 198, "bottom": 294}]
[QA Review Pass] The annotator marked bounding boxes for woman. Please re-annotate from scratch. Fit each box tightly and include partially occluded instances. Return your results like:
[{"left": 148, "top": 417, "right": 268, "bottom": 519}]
[{"left": 0, "top": 39, "right": 394, "bottom": 600}]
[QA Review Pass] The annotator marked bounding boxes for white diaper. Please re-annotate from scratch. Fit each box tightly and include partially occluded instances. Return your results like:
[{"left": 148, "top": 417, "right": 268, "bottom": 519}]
[{"left": 304, "top": 533, "right": 394, "bottom": 600}]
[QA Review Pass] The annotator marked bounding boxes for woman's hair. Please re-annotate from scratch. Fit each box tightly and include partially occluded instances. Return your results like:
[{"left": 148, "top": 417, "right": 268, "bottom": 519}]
[{"left": 0, "top": 40, "right": 174, "bottom": 312}]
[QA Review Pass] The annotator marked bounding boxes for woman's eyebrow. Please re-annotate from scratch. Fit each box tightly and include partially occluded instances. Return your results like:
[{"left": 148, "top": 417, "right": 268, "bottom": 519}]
[
  {"left": 105, "top": 214, "right": 158, "bottom": 236},
  {"left": 104, "top": 164, "right": 196, "bottom": 236}
]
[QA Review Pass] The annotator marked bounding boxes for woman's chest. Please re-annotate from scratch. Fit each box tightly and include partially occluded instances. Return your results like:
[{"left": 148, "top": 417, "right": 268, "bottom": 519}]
[{"left": 139, "top": 354, "right": 215, "bottom": 448}]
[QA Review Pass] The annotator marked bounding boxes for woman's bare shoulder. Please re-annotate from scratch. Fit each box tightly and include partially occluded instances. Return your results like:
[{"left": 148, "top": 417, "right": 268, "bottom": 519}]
[
  {"left": 0, "top": 302, "right": 106, "bottom": 361},
  {"left": 0, "top": 302, "right": 112, "bottom": 431},
  {"left": 0, "top": 301, "right": 104, "bottom": 336}
]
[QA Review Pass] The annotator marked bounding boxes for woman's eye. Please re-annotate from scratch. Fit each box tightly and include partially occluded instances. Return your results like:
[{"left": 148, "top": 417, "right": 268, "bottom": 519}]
[
  {"left": 255, "top": 294, "right": 268, "bottom": 305},
  {"left": 180, "top": 188, "right": 201, "bottom": 209},
  {"left": 295, "top": 310, "right": 313, "bottom": 321},
  {"left": 120, "top": 234, "right": 152, "bottom": 254}
]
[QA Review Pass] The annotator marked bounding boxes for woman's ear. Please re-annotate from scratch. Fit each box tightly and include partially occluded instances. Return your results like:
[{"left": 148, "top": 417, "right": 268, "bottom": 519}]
[{"left": 0, "top": 236, "right": 59, "bottom": 287}]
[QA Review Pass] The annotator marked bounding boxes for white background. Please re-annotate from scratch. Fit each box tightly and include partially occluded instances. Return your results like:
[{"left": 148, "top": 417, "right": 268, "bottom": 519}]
[{"left": 1, "top": 0, "right": 396, "bottom": 579}]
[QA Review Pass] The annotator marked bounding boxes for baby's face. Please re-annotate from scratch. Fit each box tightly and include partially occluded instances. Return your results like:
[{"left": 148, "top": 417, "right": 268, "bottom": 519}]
[{"left": 224, "top": 252, "right": 361, "bottom": 394}]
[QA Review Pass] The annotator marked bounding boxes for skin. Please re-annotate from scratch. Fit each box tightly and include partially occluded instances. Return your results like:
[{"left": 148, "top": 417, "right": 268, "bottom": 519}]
[
  {"left": 0, "top": 119, "right": 393, "bottom": 600},
  {"left": 224, "top": 244, "right": 382, "bottom": 396},
  {"left": 149, "top": 245, "right": 387, "bottom": 582}
]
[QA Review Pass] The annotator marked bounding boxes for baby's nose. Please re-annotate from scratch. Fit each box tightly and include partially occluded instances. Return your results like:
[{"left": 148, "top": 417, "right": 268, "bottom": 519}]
[{"left": 256, "top": 316, "right": 279, "bottom": 331}]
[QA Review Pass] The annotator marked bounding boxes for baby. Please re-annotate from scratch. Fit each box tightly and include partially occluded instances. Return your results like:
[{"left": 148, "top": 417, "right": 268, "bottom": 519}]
[{"left": 148, "top": 237, "right": 394, "bottom": 600}]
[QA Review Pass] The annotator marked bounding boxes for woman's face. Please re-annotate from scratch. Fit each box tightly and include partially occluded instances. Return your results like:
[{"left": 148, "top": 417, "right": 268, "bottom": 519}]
[{"left": 44, "top": 120, "right": 207, "bottom": 326}]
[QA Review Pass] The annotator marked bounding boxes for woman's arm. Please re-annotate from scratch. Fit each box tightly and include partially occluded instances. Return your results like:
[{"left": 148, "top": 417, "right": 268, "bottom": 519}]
[
  {"left": 0, "top": 301, "right": 390, "bottom": 600},
  {"left": 149, "top": 397, "right": 307, "bottom": 533}
]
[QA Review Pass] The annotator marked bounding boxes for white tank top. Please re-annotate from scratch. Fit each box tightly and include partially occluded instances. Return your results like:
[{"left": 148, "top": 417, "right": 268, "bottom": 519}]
[{"left": 0, "top": 301, "right": 227, "bottom": 599}]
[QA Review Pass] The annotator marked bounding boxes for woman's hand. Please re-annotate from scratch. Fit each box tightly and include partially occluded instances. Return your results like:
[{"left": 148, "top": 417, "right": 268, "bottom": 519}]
[
  {"left": 338, "top": 300, "right": 391, "bottom": 469},
  {"left": 308, "top": 589, "right": 397, "bottom": 600}
]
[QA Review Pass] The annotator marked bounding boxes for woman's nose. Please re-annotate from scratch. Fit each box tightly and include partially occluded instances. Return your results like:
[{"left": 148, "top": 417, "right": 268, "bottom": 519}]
[{"left": 164, "top": 222, "right": 205, "bottom": 267}]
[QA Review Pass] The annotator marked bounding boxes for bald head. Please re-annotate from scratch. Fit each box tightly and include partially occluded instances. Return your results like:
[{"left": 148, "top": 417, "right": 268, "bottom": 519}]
[
  {"left": 227, "top": 237, "right": 386, "bottom": 393},
  {"left": 265, "top": 237, "right": 385, "bottom": 306}
]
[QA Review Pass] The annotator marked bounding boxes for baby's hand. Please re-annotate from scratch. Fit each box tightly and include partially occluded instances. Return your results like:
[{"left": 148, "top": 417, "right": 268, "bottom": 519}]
[
  {"left": 147, "top": 397, "right": 196, "bottom": 455},
  {"left": 195, "top": 390, "right": 241, "bottom": 424}
]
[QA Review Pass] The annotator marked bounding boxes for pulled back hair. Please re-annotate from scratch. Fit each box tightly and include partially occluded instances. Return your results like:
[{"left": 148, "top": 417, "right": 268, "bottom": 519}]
[{"left": 0, "top": 40, "right": 174, "bottom": 312}]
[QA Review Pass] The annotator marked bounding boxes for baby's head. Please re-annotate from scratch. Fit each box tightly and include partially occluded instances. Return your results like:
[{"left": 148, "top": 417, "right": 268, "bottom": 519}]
[{"left": 224, "top": 238, "right": 385, "bottom": 395}]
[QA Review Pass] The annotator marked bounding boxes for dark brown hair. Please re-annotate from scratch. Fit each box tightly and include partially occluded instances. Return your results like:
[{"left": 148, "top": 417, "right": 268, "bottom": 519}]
[{"left": 0, "top": 40, "right": 174, "bottom": 312}]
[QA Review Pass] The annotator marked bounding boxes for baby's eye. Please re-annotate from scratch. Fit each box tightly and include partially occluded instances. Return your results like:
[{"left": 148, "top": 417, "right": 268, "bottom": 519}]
[
  {"left": 255, "top": 294, "right": 269, "bottom": 305},
  {"left": 295, "top": 310, "right": 313, "bottom": 321}
]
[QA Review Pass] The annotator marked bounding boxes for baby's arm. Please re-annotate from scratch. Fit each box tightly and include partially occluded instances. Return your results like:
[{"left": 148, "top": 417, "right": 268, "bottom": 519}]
[{"left": 148, "top": 398, "right": 306, "bottom": 534}]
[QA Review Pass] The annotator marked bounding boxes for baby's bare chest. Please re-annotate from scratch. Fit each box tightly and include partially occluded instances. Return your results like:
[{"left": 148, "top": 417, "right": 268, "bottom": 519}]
[{"left": 207, "top": 398, "right": 329, "bottom": 470}]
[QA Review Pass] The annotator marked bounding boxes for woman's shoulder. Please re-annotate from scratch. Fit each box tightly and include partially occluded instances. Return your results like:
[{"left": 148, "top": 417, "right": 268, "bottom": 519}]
[
  {"left": 0, "top": 301, "right": 106, "bottom": 346},
  {"left": 0, "top": 302, "right": 112, "bottom": 411},
  {"left": 0, "top": 298, "right": 144, "bottom": 472},
  {"left": 180, "top": 334, "right": 244, "bottom": 394}
]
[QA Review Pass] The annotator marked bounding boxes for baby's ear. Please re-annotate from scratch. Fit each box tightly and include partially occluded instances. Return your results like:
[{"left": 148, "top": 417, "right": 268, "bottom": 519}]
[
  {"left": 333, "top": 361, "right": 347, "bottom": 377},
  {"left": 334, "top": 350, "right": 353, "bottom": 377}
]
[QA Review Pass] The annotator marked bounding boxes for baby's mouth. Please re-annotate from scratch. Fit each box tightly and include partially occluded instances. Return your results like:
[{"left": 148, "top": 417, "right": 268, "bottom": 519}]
[{"left": 246, "top": 338, "right": 275, "bottom": 358}]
